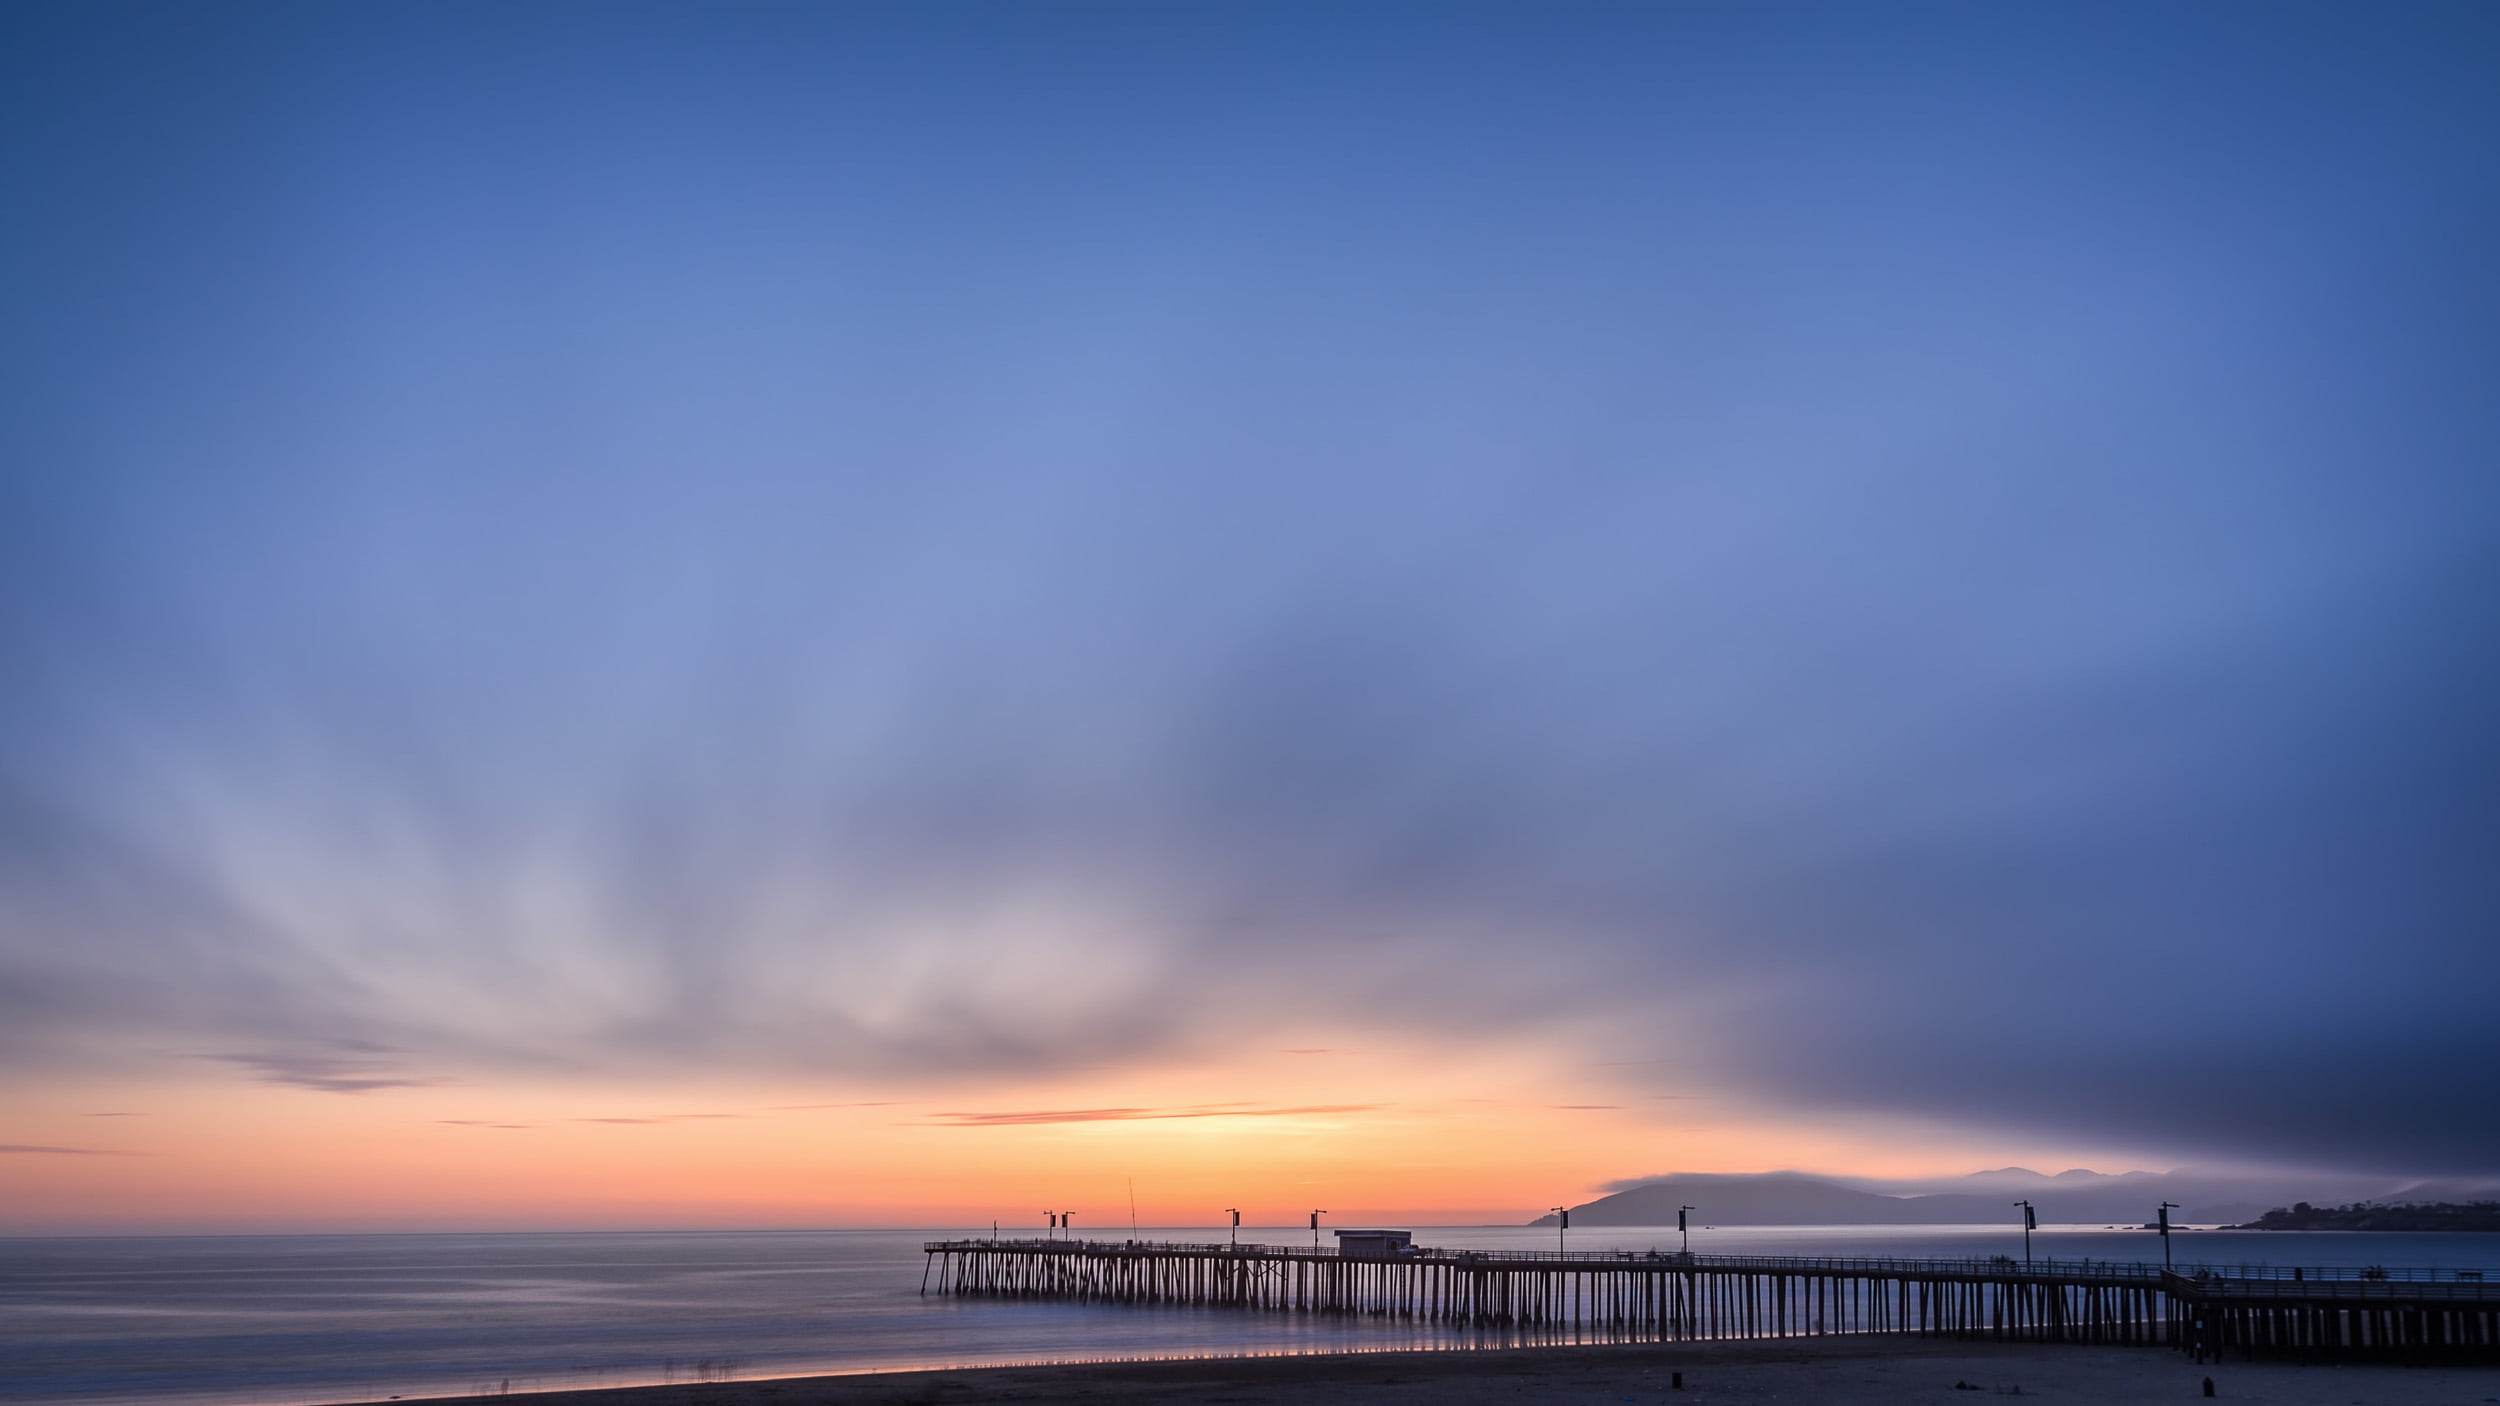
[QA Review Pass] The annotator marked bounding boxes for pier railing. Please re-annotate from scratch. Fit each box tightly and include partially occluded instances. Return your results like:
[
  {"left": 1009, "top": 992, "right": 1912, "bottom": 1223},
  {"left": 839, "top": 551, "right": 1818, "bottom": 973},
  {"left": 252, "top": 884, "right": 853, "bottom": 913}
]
[{"left": 925, "top": 1238, "right": 2492, "bottom": 1290}]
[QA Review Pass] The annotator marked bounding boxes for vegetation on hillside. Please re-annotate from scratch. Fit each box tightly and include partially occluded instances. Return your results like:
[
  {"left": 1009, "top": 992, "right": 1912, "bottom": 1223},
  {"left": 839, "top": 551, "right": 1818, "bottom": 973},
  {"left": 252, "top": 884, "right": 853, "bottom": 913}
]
[{"left": 2233, "top": 1200, "right": 2500, "bottom": 1231}]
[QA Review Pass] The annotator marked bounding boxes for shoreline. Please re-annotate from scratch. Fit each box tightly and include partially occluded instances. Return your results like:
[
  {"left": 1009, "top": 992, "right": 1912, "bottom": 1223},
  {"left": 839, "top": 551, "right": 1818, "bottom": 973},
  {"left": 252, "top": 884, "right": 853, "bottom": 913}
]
[{"left": 357, "top": 1336, "right": 2500, "bottom": 1406}]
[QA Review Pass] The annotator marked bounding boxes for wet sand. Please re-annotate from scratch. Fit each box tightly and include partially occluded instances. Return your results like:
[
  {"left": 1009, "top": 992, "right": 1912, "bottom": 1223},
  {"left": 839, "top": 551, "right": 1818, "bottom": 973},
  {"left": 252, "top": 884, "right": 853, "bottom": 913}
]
[{"left": 374, "top": 1337, "right": 2500, "bottom": 1406}]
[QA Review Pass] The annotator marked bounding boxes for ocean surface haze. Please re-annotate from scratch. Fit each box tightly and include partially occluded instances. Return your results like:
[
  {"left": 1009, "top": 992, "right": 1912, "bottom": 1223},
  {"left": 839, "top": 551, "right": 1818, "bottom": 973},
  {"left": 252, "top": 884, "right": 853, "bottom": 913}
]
[{"left": 6, "top": 1226, "right": 2495, "bottom": 1406}]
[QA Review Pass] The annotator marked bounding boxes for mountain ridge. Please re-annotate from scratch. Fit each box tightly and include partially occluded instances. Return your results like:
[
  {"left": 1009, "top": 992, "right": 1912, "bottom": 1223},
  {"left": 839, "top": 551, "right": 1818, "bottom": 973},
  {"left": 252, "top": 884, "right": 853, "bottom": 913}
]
[{"left": 1525, "top": 1169, "right": 2498, "bottom": 1228}]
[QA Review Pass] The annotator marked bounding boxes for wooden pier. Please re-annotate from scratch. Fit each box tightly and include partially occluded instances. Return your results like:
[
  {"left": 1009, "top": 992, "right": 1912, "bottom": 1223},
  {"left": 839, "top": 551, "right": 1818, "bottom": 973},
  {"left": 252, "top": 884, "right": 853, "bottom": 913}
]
[{"left": 922, "top": 1238, "right": 2500, "bottom": 1362}]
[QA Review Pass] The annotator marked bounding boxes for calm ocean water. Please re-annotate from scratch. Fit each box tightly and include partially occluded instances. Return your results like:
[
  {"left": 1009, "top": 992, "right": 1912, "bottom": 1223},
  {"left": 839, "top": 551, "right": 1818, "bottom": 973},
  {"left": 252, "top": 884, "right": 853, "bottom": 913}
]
[{"left": 4, "top": 1224, "right": 2493, "bottom": 1406}]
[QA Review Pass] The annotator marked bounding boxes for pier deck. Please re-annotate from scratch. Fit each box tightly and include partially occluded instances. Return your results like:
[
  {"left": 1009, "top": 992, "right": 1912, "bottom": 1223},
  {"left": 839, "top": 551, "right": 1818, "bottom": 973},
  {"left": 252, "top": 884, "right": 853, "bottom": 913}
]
[{"left": 922, "top": 1238, "right": 2500, "bottom": 1362}]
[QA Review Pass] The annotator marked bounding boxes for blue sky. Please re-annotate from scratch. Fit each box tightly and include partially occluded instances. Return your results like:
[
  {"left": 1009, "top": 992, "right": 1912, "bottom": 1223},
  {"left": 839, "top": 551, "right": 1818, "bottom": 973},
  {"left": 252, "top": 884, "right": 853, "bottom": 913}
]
[{"left": 3, "top": 1, "right": 2498, "bottom": 1209}]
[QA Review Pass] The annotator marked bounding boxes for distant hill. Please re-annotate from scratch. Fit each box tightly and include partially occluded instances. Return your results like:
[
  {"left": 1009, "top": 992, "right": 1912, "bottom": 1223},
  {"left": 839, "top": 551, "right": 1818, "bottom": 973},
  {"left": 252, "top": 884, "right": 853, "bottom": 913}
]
[
  {"left": 2232, "top": 1201, "right": 2500, "bottom": 1231},
  {"left": 1532, "top": 1175, "right": 1938, "bottom": 1227},
  {"left": 1528, "top": 1171, "right": 2269, "bottom": 1228}
]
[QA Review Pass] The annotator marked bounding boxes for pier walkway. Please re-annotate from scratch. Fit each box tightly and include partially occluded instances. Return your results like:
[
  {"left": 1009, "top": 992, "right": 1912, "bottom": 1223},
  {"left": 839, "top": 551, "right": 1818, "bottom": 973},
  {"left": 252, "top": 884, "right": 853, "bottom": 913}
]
[{"left": 922, "top": 1238, "right": 2500, "bottom": 1362}]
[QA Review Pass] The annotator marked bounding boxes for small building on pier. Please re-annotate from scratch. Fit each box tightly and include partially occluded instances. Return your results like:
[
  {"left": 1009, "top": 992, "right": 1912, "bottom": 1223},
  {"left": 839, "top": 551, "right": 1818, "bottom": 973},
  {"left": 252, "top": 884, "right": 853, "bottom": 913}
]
[{"left": 1332, "top": 1229, "right": 1414, "bottom": 1258}]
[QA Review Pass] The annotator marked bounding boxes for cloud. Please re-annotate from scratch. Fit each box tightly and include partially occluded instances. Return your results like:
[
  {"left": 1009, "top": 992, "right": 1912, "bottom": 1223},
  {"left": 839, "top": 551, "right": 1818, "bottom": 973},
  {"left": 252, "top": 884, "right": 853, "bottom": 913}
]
[
  {"left": 204, "top": 1044, "right": 439, "bottom": 1094},
  {"left": 0, "top": 1144, "right": 138, "bottom": 1155},
  {"left": 0, "top": 0, "right": 2494, "bottom": 1183},
  {"left": 929, "top": 1104, "right": 1382, "bottom": 1127},
  {"left": 438, "top": 1120, "right": 538, "bottom": 1130}
]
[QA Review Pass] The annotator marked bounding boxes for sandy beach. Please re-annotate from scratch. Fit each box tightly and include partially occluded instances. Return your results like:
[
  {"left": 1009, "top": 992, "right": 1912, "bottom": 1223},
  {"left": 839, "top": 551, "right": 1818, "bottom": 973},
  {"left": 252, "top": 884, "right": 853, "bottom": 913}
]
[{"left": 374, "top": 1338, "right": 2500, "bottom": 1406}]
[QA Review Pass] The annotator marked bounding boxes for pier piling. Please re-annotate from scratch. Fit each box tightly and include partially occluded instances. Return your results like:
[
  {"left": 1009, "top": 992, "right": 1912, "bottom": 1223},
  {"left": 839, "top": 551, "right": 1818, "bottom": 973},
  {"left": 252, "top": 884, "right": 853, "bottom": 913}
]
[{"left": 921, "top": 1238, "right": 2499, "bottom": 1362}]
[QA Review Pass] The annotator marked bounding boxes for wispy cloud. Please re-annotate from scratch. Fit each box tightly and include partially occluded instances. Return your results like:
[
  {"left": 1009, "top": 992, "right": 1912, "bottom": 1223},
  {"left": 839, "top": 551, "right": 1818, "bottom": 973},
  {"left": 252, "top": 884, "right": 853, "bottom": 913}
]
[
  {"left": 438, "top": 1120, "right": 537, "bottom": 1130},
  {"left": 207, "top": 1043, "right": 438, "bottom": 1094},
  {"left": 929, "top": 1103, "right": 1381, "bottom": 1127},
  {"left": 0, "top": 1144, "right": 139, "bottom": 1155},
  {"left": 567, "top": 1114, "right": 745, "bottom": 1125}
]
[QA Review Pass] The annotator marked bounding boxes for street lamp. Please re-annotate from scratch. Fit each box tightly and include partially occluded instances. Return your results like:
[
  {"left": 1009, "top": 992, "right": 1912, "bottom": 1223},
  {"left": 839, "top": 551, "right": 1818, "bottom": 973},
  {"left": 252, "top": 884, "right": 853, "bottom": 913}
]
[
  {"left": 1679, "top": 1206, "right": 1696, "bottom": 1255},
  {"left": 1310, "top": 1210, "right": 1326, "bottom": 1252},
  {"left": 1551, "top": 1206, "right": 1569, "bottom": 1253},
  {"left": 2015, "top": 1201, "right": 2036, "bottom": 1266},
  {"left": 1225, "top": 1208, "right": 1240, "bottom": 1248},
  {"left": 2158, "top": 1202, "right": 2179, "bottom": 1270}
]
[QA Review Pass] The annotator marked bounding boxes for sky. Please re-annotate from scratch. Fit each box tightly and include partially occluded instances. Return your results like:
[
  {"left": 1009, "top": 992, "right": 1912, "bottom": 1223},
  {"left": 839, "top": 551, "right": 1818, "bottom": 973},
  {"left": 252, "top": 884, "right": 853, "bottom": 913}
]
[{"left": 3, "top": 1, "right": 2497, "bottom": 1234}]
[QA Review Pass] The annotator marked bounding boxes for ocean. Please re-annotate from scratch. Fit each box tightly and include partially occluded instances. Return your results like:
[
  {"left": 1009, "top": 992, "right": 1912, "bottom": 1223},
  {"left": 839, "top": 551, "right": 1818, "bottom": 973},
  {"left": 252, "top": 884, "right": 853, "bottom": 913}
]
[{"left": 5, "top": 1224, "right": 2493, "bottom": 1406}]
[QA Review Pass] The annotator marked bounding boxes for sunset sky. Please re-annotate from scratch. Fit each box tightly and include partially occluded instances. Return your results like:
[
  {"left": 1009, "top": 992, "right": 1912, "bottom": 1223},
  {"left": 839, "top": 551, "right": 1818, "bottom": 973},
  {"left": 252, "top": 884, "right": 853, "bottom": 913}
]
[{"left": 4, "top": 2, "right": 2497, "bottom": 1234}]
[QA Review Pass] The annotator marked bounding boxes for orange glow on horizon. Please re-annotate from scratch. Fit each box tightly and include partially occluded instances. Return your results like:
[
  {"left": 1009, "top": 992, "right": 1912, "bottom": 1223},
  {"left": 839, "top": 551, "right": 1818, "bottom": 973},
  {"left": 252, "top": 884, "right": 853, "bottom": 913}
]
[{"left": 0, "top": 1040, "right": 2139, "bottom": 1235}]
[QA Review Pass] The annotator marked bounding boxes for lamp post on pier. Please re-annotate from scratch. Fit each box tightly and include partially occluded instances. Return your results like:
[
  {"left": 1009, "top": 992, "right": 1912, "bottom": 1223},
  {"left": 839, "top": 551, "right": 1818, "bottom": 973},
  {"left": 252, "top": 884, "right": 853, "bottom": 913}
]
[
  {"left": 1679, "top": 1206, "right": 1695, "bottom": 1255},
  {"left": 1551, "top": 1206, "right": 1569, "bottom": 1253},
  {"left": 2158, "top": 1202, "right": 2179, "bottom": 1270},
  {"left": 1225, "top": 1208, "right": 1240, "bottom": 1248},
  {"left": 2016, "top": 1201, "right": 2035, "bottom": 1265},
  {"left": 1310, "top": 1210, "right": 1326, "bottom": 1252}
]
